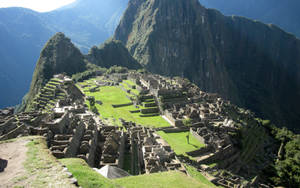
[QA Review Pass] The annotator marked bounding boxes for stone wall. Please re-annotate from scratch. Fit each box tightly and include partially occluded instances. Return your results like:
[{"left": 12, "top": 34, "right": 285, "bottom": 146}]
[
  {"left": 199, "top": 145, "right": 236, "bottom": 164},
  {"left": 0, "top": 117, "right": 17, "bottom": 135},
  {"left": 140, "top": 108, "right": 159, "bottom": 114},
  {"left": 0, "top": 124, "right": 26, "bottom": 141},
  {"left": 164, "top": 110, "right": 184, "bottom": 127},
  {"left": 65, "top": 121, "right": 85, "bottom": 157},
  {"left": 118, "top": 131, "right": 126, "bottom": 169},
  {"left": 190, "top": 128, "right": 206, "bottom": 145},
  {"left": 112, "top": 103, "right": 133, "bottom": 108},
  {"left": 186, "top": 146, "right": 212, "bottom": 157},
  {"left": 87, "top": 129, "right": 99, "bottom": 167},
  {"left": 45, "top": 112, "right": 69, "bottom": 134}
]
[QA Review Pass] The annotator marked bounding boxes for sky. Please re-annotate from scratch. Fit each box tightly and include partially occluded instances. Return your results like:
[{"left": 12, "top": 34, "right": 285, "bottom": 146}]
[{"left": 0, "top": 0, "right": 76, "bottom": 12}]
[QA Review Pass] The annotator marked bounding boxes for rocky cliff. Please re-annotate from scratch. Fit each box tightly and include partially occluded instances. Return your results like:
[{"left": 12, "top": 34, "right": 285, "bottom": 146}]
[
  {"left": 114, "top": 0, "right": 300, "bottom": 132},
  {"left": 21, "top": 32, "right": 87, "bottom": 111}
]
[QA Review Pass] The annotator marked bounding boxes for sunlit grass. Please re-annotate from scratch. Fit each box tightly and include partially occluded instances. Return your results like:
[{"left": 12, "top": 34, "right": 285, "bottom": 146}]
[
  {"left": 84, "top": 85, "right": 170, "bottom": 128},
  {"left": 157, "top": 131, "right": 205, "bottom": 157}
]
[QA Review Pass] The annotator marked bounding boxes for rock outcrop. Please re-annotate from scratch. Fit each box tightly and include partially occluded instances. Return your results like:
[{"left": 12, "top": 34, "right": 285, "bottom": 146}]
[{"left": 114, "top": 0, "right": 300, "bottom": 132}]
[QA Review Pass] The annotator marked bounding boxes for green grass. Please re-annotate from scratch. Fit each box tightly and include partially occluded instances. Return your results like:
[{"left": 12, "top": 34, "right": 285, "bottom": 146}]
[
  {"left": 60, "top": 158, "right": 117, "bottom": 188},
  {"left": 114, "top": 171, "right": 210, "bottom": 188},
  {"left": 60, "top": 159, "right": 213, "bottom": 188},
  {"left": 124, "top": 80, "right": 136, "bottom": 86},
  {"left": 84, "top": 85, "right": 170, "bottom": 128},
  {"left": 24, "top": 137, "right": 72, "bottom": 187},
  {"left": 157, "top": 131, "right": 205, "bottom": 157},
  {"left": 185, "top": 165, "right": 218, "bottom": 187},
  {"left": 3, "top": 136, "right": 72, "bottom": 187},
  {"left": 121, "top": 83, "right": 131, "bottom": 91},
  {"left": 122, "top": 80, "right": 139, "bottom": 95}
]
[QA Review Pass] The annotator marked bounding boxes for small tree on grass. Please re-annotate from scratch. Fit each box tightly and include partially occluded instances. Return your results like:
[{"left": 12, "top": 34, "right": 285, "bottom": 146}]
[
  {"left": 87, "top": 96, "right": 95, "bottom": 106},
  {"left": 183, "top": 118, "right": 192, "bottom": 126}
]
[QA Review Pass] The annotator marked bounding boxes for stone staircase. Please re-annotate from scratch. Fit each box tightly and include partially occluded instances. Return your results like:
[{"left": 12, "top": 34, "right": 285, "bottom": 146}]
[
  {"left": 50, "top": 134, "right": 73, "bottom": 159},
  {"left": 32, "top": 78, "right": 67, "bottom": 112}
]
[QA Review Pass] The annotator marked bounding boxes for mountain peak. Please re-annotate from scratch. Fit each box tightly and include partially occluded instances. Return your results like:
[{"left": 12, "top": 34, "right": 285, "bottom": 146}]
[
  {"left": 21, "top": 32, "right": 86, "bottom": 111},
  {"left": 114, "top": 0, "right": 300, "bottom": 132}
]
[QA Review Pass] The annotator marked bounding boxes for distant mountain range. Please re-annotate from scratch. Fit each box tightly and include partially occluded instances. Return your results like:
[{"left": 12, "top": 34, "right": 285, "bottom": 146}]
[
  {"left": 0, "top": 0, "right": 128, "bottom": 108},
  {"left": 199, "top": 0, "right": 300, "bottom": 38}
]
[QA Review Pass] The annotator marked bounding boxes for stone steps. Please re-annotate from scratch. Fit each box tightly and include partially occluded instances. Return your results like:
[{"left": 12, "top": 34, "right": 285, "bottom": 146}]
[
  {"left": 54, "top": 134, "right": 73, "bottom": 141},
  {"left": 52, "top": 150, "right": 65, "bottom": 159},
  {"left": 52, "top": 140, "right": 70, "bottom": 146},
  {"left": 50, "top": 144, "right": 68, "bottom": 152}
]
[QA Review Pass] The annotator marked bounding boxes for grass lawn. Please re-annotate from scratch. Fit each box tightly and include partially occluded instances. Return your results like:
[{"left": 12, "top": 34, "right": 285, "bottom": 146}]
[
  {"left": 185, "top": 165, "right": 218, "bottom": 187},
  {"left": 123, "top": 80, "right": 135, "bottom": 86},
  {"left": 114, "top": 171, "right": 211, "bottom": 188},
  {"left": 122, "top": 80, "right": 139, "bottom": 95},
  {"left": 60, "top": 158, "right": 117, "bottom": 188},
  {"left": 157, "top": 131, "right": 205, "bottom": 157},
  {"left": 60, "top": 159, "right": 214, "bottom": 188},
  {"left": 84, "top": 86, "right": 170, "bottom": 128}
]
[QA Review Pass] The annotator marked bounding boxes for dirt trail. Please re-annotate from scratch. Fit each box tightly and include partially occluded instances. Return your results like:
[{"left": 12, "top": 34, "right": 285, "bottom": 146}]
[{"left": 0, "top": 139, "right": 29, "bottom": 187}]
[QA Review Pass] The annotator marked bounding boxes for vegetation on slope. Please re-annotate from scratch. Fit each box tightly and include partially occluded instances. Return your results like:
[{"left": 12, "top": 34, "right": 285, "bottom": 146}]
[
  {"left": 86, "top": 39, "right": 141, "bottom": 70},
  {"left": 60, "top": 158, "right": 117, "bottom": 188},
  {"left": 114, "top": 171, "right": 211, "bottom": 188},
  {"left": 60, "top": 159, "right": 215, "bottom": 188},
  {"left": 261, "top": 123, "right": 300, "bottom": 187},
  {"left": 20, "top": 32, "right": 87, "bottom": 112},
  {"left": 185, "top": 165, "right": 218, "bottom": 188},
  {"left": 72, "top": 63, "right": 107, "bottom": 82}
]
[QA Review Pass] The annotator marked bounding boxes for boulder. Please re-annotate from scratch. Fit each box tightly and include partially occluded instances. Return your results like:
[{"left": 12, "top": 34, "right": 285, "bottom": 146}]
[{"left": 0, "top": 158, "right": 8, "bottom": 172}]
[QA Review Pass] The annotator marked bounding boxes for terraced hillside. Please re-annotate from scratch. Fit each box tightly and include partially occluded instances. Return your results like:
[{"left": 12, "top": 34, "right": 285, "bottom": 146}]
[
  {"left": 1, "top": 69, "right": 298, "bottom": 187},
  {"left": 30, "top": 77, "right": 66, "bottom": 112},
  {"left": 78, "top": 77, "right": 170, "bottom": 128}
]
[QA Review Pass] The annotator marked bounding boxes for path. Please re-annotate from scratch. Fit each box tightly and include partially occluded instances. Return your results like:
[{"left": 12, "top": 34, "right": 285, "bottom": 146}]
[{"left": 0, "top": 139, "right": 29, "bottom": 187}]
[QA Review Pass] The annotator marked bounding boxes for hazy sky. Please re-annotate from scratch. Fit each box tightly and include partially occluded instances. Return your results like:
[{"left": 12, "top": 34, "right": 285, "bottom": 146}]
[{"left": 0, "top": 0, "right": 76, "bottom": 12}]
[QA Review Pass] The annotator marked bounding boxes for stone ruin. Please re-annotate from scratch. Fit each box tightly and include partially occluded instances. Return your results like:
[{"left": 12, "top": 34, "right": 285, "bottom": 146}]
[
  {"left": 0, "top": 72, "right": 276, "bottom": 187},
  {"left": 121, "top": 119, "right": 186, "bottom": 175},
  {"left": 119, "top": 72, "right": 274, "bottom": 187},
  {"left": 0, "top": 111, "right": 43, "bottom": 141}
]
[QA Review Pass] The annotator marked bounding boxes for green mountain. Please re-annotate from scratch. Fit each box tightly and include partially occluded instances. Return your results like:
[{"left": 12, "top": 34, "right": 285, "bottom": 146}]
[
  {"left": 114, "top": 0, "right": 300, "bottom": 132},
  {"left": 21, "top": 33, "right": 86, "bottom": 111},
  {"left": 86, "top": 39, "right": 141, "bottom": 69},
  {"left": 20, "top": 33, "right": 140, "bottom": 112}
]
